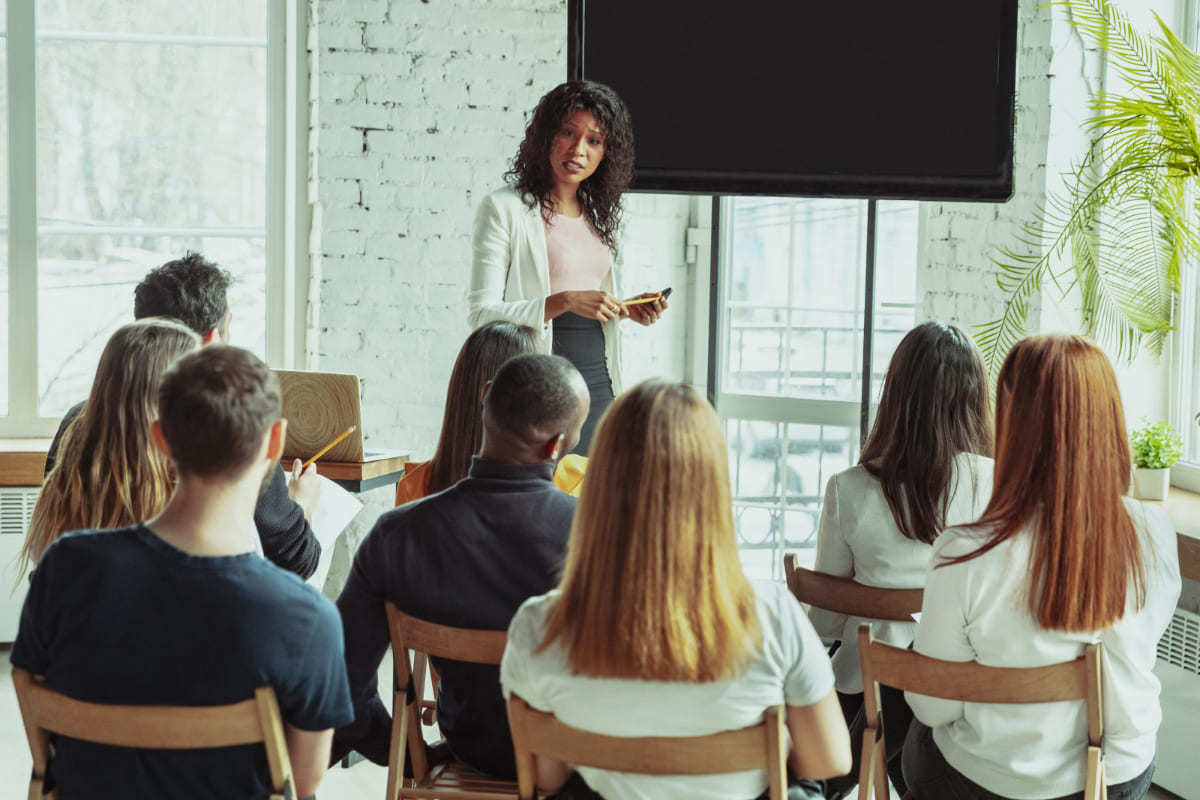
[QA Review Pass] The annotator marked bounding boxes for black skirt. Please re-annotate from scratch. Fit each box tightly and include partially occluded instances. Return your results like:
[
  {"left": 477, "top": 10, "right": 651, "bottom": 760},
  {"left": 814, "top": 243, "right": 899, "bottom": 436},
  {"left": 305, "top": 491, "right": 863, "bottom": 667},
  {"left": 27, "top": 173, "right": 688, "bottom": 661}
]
[{"left": 552, "top": 312, "right": 615, "bottom": 455}]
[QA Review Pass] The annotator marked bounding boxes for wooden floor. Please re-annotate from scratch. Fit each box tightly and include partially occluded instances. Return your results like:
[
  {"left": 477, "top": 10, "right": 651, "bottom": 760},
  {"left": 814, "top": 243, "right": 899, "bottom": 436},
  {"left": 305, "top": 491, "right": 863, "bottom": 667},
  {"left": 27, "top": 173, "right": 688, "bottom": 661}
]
[{"left": 0, "top": 645, "right": 1185, "bottom": 800}]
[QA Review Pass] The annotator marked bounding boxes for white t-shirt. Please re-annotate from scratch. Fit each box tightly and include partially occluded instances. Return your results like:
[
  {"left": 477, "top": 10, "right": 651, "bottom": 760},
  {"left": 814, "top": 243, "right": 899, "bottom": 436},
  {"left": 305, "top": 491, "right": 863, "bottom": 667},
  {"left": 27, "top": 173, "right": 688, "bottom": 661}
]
[
  {"left": 906, "top": 497, "right": 1181, "bottom": 799},
  {"left": 809, "top": 452, "right": 994, "bottom": 693},
  {"left": 500, "top": 581, "right": 835, "bottom": 800}
]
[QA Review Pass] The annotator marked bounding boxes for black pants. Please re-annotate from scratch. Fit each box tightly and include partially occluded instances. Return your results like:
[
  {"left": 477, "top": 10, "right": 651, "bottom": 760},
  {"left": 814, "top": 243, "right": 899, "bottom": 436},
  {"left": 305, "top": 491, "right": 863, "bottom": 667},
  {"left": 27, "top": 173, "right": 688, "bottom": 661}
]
[
  {"left": 548, "top": 771, "right": 825, "bottom": 799},
  {"left": 824, "top": 687, "right": 913, "bottom": 799}
]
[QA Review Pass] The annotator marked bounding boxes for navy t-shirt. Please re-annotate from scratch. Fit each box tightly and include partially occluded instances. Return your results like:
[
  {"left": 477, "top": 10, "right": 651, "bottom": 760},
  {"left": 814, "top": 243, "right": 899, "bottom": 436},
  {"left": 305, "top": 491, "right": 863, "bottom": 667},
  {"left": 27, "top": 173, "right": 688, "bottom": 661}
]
[{"left": 11, "top": 524, "right": 353, "bottom": 799}]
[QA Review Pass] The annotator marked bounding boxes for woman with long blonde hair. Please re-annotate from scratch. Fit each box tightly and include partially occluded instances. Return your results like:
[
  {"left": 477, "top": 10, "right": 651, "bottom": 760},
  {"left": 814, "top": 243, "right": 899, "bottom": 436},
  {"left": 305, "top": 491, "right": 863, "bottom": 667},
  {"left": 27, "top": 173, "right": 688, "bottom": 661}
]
[
  {"left": 904, "top": 335, "right": 1180, "bottom": 800},
  {"left": 20, "top": 318, "right": 200, "bottom": 577},
  {"left": 501, "top": 380, "right": 851, "bottom": 800}
]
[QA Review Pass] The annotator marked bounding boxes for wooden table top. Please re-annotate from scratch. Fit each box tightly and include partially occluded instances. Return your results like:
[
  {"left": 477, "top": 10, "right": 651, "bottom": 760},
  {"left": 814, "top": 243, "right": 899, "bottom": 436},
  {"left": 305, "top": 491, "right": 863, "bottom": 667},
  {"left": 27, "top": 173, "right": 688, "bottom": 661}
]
[{"left": 0, "top": 439, "right": 408, "bottom": 494}]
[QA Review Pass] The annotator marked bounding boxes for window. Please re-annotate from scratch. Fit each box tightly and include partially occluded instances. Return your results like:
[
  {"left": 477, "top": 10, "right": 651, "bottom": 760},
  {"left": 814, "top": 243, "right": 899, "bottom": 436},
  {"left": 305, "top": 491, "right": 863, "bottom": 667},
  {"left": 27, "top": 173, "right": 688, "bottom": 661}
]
[
  {"left": 1170, "top": 2, "right": 1200, "bottom": 492},
  {"left": 714, "top": 197, "right": 919, "bottom": 580},
  {"left": 2, "top": 0, "right": 303, "bottom": 434}
]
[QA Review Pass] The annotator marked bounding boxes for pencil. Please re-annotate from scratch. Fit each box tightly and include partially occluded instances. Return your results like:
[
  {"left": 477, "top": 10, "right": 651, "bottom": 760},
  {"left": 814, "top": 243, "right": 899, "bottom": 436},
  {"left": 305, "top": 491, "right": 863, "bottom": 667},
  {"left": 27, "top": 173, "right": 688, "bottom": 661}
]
[
  {"left": 302, "top": 426, "right": 357, "bottom": 471},
  {"left": 623, "top": 294, "right": 663, "bottom": 306}
]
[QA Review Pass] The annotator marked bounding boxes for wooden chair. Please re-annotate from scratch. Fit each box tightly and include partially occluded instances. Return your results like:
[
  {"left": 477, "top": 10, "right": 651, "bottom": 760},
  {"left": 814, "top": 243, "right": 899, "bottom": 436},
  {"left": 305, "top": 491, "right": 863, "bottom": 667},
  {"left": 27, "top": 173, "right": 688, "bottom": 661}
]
[
  {"left": 385, "top": 602, "right": 517, "bottom": 800},
  {"left": 12, "top": 667, "right": 296, "bottom": 800},
  {"left": 507, "top": 694, "right": 789, "bottom": 800},
  {"left": 783, "top": 553, "right": 923, "bottom": 621},
  {"left": 856, "top": 625, "right": 1106, "bottom": 800}
]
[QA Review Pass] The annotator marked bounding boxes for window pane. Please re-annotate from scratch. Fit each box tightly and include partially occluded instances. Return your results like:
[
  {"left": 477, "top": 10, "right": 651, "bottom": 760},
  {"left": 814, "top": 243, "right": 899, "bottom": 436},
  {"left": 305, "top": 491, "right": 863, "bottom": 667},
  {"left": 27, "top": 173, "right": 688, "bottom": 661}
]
[
  {"left": 723, "top": 198, "right": 868, "bottom": 402},
  {"left": 1188, "top": 315, "right": 1200, "bottom": 463},
  {"left": 727, "top": 418, "right": 859, "bottom": 581},
  {"left": 37, "top": 0, "right": 265, "bottom": 39},
  {"left": 36, "top": 40, "right": 267, "bottom": 228},
  {"left": 37, "top": 236, "right": 265, "bottom": 416},
  {"left": 871, "top": 201, "right": 920, "bottom": 398},
  {"left": 0, "top": 33, "right": 8, "bottom": 415}
]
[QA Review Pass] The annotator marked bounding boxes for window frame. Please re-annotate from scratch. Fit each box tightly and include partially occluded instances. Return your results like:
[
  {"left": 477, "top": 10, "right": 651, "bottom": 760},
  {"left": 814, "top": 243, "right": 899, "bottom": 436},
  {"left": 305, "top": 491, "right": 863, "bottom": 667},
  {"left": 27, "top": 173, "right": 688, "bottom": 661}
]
[
  {"left": 1, "top": 0, "right": 308, "bottom": 437},
  {"left": 1170, "top": 0, "right": 1200, "bottom": 492},
  {"left": 703, "top": 196, "right": 918, "bottom": 579}
]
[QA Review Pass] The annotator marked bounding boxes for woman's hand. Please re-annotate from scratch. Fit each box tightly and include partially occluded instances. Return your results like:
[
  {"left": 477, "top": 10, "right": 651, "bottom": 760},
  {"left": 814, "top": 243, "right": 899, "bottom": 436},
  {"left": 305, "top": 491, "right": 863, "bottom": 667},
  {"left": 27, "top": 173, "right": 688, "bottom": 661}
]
[
  {"left": 546, "top": 290, "right": 627, "bottom": 323},
  {"left": 624, "top": 292, "right": 668, "bottom": 326}
]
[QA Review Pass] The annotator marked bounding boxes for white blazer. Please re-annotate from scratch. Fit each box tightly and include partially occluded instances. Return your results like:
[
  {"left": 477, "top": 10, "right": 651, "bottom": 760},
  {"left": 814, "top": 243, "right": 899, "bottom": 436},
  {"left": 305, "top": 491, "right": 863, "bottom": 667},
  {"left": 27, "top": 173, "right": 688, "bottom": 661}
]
[{"left": 468, "top": 186, "right": 623, "bottom": 393}]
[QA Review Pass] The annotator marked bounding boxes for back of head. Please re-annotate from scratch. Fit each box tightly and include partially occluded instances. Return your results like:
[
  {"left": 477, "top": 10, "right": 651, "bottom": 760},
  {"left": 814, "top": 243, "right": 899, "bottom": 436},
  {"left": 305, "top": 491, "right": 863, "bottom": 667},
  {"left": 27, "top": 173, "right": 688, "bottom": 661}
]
[
  {"left": 860, "top": 321, "right": 992, "bottom": 544},
  {"left": 542, "top": 380, "right": 759, "bottom": 682},
  {"left": 134, "top": 252, "right": 232, "bottom": 338},
  {"left": 158, "top": 345, "right": 281, "bottom": 479},
  {"left": 946, "top": 334, "right": 1141, "bottom": 631},
  {"left": 23, "top": 319, "right": 201, "bottom": 573},
  {"left": 483, "top": 353, "right": 587, "bottom": 451},
  {"left": 428, "top": 322, "right": 539, "bottom": 493}
]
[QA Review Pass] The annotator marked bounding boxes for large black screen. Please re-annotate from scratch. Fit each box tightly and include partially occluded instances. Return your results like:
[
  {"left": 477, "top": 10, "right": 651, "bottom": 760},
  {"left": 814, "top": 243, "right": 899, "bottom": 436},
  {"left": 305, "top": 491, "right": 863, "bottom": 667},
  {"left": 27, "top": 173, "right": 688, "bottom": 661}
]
[{"left": 570, "top": 2, "right": 1018, "bottom": 200}]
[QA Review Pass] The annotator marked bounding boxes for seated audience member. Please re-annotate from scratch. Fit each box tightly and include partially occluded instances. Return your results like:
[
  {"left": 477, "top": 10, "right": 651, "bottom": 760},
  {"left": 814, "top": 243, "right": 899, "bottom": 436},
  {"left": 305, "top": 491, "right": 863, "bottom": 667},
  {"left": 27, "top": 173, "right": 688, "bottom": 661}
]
[
  {"left": 19, "top": 318, "right": 200, "bottom": 578},
  {"left": 501, "top": 380, "right": 852, "bottom": 800},
  {"left": 336, "top": 353, "right": 590, "bottom": 776},
  {"left": 904, "top": 335, "right": 1181, "bottom": 800},
  {"left": 395, "top": 320, "right": 539, "bottom": 505},
  {"left": 11, "top": 345, "right": 353, "bottom": 799},
  {"left": 44, "top": 252, "right": 323, "bottom": 579},
  {"left": 811, "top": 322, "right": 994, "bottom": 798}
]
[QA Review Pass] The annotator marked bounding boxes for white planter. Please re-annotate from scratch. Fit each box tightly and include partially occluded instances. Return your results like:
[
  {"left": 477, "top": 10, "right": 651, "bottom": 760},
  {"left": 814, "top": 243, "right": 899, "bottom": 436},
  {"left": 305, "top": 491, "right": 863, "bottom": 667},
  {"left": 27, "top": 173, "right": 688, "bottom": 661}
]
[{"left": 1133, "top": 467, "right": 1171, "bottom": 500}]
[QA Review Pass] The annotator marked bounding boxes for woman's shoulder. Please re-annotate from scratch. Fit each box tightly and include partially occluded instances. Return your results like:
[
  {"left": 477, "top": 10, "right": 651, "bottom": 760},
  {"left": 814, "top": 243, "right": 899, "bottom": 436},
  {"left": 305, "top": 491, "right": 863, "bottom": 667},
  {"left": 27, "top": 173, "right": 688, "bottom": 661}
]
[
  {"left": 826, "top": 463, "right": 878, "bottom": 494},
  {"left": 481, "top": 185, "right": 534, "bottom": 213},
  {"left": 1122, "top": 495, "right": 1178, "bottom": 554},
  {"left": 509, "top": 589, "right": 561, "bottom": 644}
]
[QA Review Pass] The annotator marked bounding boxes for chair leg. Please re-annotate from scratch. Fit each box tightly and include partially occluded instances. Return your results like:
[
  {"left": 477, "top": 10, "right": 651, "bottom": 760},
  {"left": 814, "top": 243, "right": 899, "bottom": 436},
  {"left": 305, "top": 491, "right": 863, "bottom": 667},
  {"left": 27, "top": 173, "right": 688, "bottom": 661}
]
[
  {"left": 858, "top": 727, "right": 877, "bottom": 800},
  {"left": 1085, "top": 746, "right": 1105, "bottom": 800}
]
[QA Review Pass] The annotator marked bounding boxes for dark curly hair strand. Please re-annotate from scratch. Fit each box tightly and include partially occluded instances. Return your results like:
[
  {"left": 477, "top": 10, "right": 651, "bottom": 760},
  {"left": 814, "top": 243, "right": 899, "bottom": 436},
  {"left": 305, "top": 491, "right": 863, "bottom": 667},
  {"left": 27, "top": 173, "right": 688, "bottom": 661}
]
[{"left": 505, "top": 81, "right": 635, "bottom": 255}]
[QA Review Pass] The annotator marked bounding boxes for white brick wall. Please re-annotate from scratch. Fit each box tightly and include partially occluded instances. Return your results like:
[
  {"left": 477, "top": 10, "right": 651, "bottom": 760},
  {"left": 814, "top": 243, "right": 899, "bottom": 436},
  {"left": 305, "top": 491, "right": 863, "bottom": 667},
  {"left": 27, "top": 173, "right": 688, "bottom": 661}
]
[{"left": 917, "top": 0, "right": 1053, "bottom": 332}]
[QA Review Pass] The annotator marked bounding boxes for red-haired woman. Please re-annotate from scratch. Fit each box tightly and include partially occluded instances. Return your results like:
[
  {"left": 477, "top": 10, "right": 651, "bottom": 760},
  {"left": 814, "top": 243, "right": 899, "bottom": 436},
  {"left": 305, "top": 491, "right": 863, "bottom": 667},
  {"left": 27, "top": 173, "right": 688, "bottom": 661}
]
[{"left": 903, "top": 335, "right": 1180, "bottom": 799}]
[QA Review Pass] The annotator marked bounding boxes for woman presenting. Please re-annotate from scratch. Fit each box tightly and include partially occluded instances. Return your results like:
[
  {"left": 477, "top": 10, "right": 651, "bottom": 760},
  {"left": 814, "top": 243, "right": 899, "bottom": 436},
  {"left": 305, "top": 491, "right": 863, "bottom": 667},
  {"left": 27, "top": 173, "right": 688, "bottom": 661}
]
[{"left": 469, "top": 80, "right": 667, "bottom": 454}]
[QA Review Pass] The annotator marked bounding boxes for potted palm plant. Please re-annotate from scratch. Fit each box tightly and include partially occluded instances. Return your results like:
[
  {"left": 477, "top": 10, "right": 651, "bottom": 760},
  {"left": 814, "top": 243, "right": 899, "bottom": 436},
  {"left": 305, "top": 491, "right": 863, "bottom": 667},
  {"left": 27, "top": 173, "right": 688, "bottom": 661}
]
[
  {"left": 975, "top": 0, "right": 1200, "bottom": 374},
  {"left": 1130, "top": 420, "right": 1183, "bottom": 500}
]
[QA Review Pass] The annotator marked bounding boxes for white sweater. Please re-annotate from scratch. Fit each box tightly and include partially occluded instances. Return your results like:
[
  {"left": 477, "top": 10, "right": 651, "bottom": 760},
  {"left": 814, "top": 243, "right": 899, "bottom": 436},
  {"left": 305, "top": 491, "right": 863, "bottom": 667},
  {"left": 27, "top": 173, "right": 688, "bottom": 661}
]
[
  {"left": 468, "top": 186, "right": 623, "bottom": 393},
  {"left": 907, "top": 497, "right": 1181, "bottom": 799},
  {"left": 808, "top": 452, "right": 994, "bottom": 693}
]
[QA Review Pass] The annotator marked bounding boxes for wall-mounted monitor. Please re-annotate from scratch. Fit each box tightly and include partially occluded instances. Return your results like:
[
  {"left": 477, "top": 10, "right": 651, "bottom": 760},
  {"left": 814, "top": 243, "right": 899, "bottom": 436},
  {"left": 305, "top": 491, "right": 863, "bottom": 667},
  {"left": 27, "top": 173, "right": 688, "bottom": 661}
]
[{"left": 569, "top": 2, "right": 1019, "bottom": 201}]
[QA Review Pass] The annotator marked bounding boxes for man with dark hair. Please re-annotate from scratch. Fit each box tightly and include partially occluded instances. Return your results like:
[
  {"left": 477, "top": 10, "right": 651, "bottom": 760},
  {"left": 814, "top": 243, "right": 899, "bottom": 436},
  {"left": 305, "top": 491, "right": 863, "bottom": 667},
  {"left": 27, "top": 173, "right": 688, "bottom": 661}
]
[
  {"left": 12, "top": 345, "right": 353, "bottom": 799},
  {"left": 44, "top": 252, "right": 322, "bottom": 580},
  {"left": 334, "top": 353, "right": 590, "bottom": 776},
  {"left": 134, "top": 252, "right": 233, "bottom": 342}
]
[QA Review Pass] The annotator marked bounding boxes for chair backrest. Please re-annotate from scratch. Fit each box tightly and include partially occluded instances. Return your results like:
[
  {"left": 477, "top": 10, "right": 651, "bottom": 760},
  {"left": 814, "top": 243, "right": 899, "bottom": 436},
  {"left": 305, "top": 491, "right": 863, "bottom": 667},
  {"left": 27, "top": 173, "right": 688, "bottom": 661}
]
[
  {"left": 783, "top": 553, "right": 923, "bottom": 621},
  {"left": 384, "top": 602, "right": 510, "bottom": 798},
  {"left": 12, "top": 667, "right": 295, "bottom": 800},
  {"left": 855, "top": 625, "right": 1105, "bottom": 800},
  {"left": 507, "top": 694, "right": 789, "bottom": 800}
]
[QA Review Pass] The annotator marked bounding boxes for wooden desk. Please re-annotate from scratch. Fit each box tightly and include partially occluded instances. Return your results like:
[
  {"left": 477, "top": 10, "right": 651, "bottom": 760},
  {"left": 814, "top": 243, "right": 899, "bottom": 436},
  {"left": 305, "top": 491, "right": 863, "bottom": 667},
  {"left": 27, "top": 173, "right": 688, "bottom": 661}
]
[
  {"left": 0, "top": 438, "right": 408, "bottom": 495},
  {"left": 281, "top": 450, "right": 409, "bottom": 493},
  {"left": 0, "top": 439, "right": 53, "bottom": 486}
]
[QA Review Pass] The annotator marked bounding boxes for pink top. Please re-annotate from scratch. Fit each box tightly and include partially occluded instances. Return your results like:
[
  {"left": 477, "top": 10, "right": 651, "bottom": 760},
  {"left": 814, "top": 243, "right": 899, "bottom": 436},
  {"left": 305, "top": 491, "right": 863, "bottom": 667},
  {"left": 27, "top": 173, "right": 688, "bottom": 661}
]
[{"left": 544, "top": 213, "right": 613, "bottom": 294}]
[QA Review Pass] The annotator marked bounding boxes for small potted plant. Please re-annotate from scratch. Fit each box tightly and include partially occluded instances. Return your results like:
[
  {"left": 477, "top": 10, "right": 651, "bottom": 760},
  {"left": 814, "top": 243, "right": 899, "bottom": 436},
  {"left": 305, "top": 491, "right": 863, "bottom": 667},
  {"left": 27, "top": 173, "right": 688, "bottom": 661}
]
[{"left": 1130, "top": 420, "right": 1183, "bottom": 501}]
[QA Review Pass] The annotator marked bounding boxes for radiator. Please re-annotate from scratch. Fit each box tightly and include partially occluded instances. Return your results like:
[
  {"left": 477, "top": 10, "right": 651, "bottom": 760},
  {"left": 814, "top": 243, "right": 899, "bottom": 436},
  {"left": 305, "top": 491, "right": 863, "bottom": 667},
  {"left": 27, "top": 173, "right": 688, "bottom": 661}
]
[
  {"left": 1154, "top": 607, "right": 1200, "bottom": 799},
  {"left": 0, "top": 486, "right": 39, "bottom": 643}
]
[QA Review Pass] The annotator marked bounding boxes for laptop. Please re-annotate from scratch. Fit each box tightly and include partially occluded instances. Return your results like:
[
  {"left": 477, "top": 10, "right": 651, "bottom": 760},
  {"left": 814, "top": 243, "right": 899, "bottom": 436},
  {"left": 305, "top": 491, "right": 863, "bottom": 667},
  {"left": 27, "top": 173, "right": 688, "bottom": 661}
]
[{"left": 275, "top": 370, "right": 389, "bottom": 462}]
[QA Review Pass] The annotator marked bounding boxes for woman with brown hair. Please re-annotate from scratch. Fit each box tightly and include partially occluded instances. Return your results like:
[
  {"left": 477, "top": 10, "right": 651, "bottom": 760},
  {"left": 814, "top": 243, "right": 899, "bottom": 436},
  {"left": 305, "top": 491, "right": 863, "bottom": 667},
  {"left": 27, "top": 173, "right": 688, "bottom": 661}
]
[
  {"left": 395, "top": 321, "right": 539, "bottom": 504},
  {"left": 501, "top": 380, "right": 851, "bottom": 799},
  {"left": 19, "top": 318, "right": 201, "bottom": 578},
  {"left": 903, "top": 335, "right": 1180, "bottom": 800},
  {"left": 810, "top": 321, "right": 994, "bottom": 797}
]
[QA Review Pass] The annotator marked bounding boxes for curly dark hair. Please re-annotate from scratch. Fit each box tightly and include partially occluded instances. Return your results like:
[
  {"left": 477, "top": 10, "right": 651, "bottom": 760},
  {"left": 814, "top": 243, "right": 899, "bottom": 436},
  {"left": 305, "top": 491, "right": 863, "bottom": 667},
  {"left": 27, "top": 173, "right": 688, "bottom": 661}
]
[
  {"left": 505, "top": 81, "right": 635, "bottom": 254},
  {"left": 134, "top": 252, "right": 232, "bottom": 338}
]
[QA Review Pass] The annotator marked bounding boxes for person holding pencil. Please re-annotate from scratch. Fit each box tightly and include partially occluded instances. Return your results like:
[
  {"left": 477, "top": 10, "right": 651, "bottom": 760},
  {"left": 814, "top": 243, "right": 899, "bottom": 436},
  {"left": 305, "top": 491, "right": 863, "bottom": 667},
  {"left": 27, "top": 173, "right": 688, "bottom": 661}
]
[{"left": 468, "top": 80, "right": 668, "bottom": 453}]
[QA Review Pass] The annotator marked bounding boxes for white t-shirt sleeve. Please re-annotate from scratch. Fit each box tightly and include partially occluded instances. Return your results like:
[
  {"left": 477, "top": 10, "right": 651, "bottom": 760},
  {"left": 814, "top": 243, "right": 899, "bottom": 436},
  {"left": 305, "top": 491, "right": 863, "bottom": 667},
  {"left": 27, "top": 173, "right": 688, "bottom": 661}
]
[
  {"left": 775, "top": 587, "right": 836, "bottom": 706},
  {"left": 809, "top": 475, "right": 851, "bottom": 644},
  {"left": 906, "top": 530, "right": 976, "bottom": 726},
  {"left": 501, "top": 596, "right": 551, "bottom": 711}
]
